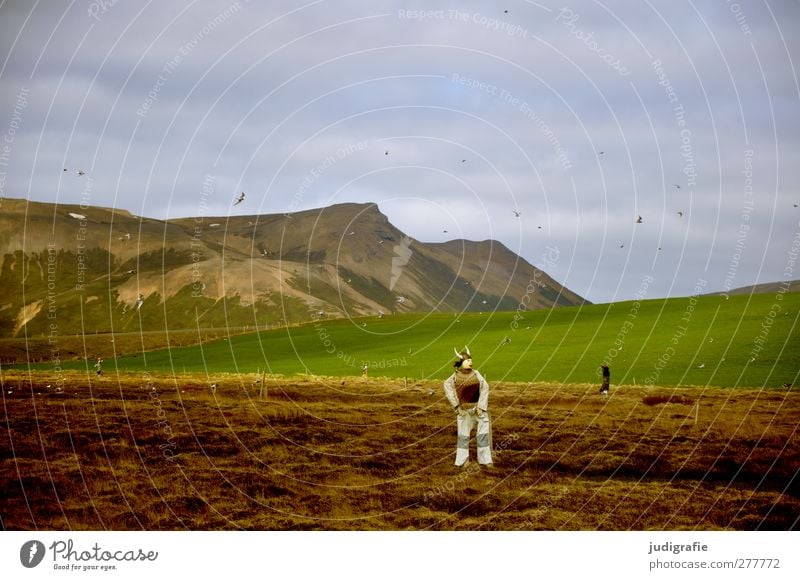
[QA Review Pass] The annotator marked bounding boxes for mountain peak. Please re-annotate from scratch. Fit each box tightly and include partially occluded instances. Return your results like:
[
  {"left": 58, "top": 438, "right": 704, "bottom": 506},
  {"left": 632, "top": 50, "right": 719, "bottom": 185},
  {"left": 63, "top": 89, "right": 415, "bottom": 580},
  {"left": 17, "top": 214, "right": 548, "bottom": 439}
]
[{"left": 0, "top": 197, "right": 585, "bottom": 338}]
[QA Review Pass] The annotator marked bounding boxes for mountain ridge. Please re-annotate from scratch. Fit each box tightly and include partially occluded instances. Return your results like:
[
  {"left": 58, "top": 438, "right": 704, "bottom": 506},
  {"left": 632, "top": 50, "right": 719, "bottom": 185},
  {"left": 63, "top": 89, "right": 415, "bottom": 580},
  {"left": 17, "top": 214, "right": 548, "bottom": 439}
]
[{"left": 0, "top": 196, "right": 586, "bottom": 338}]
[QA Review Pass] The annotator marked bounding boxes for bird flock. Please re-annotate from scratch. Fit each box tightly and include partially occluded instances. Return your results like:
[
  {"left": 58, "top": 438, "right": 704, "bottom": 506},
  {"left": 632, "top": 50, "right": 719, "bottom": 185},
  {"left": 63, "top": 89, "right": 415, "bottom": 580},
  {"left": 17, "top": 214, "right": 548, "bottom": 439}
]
[{"left": 57, "top": 144, "right": 797, "bottom": 322}]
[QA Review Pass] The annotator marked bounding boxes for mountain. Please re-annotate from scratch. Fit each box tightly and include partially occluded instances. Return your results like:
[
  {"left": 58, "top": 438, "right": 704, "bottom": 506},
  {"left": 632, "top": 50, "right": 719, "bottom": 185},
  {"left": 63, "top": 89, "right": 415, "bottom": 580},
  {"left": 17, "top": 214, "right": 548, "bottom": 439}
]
[
  {"left": 706, "top": 280, "right": 798, "bottom": 297},
  {"left": 0, "top": 197, "right": 586, "bottom": 340}
]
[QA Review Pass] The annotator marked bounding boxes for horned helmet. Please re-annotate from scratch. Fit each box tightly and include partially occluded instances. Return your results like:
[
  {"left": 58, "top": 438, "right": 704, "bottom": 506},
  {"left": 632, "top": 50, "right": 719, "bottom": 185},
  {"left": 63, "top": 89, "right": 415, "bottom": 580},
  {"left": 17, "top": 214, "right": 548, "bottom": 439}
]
[{"left": 453, "top": 345, "right": 472, "bottom": 368}]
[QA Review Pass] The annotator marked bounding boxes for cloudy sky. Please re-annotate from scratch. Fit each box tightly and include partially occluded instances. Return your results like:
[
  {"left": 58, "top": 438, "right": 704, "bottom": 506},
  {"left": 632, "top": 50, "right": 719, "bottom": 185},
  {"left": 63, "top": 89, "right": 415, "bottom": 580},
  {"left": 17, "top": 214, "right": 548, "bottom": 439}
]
[{"left": 1, "top": 0, "right": 798, "bottom": 304}]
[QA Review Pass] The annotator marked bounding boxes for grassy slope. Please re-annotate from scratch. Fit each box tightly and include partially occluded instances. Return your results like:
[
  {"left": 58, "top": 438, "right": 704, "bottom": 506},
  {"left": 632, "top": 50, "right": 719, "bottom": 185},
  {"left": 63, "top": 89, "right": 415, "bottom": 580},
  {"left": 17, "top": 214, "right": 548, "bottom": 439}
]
[{"left": 78, "top": 292, "right": 800, "bottom": 388}]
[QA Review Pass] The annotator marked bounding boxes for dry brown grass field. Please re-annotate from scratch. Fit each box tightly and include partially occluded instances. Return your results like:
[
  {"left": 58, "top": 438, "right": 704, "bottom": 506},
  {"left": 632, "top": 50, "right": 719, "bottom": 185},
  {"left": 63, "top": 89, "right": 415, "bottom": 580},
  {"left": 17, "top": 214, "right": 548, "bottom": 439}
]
[{"left": 1, "top": 370, "right": 798, "bottom": 531}]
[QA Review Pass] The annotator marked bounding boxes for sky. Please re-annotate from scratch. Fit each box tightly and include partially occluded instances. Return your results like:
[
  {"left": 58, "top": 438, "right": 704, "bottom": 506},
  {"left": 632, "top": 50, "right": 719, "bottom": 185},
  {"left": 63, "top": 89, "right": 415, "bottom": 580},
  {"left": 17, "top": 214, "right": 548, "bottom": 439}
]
[{"left": 0, "top": 0, "right": 798, "bottom": 304}]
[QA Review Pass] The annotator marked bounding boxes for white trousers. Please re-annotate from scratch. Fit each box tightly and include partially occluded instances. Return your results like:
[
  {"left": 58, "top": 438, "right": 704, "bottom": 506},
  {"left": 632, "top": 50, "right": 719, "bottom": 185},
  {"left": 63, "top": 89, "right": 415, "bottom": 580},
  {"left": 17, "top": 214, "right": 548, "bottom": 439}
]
[{"left": 455, "top": 409, "right": 493, "bottom": 466}]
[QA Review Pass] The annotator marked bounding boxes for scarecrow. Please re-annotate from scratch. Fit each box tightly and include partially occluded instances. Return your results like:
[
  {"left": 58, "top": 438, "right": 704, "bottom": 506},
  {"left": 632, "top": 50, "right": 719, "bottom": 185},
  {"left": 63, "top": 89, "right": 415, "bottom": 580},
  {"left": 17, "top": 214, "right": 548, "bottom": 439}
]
[
  {"left": 442, "top": 347, "right": 493, "bottom": 468},
  {"left": 599, "top": 363, "right": 610, "bottom": 395}
]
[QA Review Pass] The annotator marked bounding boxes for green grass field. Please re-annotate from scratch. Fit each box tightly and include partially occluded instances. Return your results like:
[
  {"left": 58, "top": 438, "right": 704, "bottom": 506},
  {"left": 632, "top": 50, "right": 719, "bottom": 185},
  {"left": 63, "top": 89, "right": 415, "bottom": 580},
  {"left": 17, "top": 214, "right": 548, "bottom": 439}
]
[{"left": 36, "top": 293, "right": 800, "bottom": 388}]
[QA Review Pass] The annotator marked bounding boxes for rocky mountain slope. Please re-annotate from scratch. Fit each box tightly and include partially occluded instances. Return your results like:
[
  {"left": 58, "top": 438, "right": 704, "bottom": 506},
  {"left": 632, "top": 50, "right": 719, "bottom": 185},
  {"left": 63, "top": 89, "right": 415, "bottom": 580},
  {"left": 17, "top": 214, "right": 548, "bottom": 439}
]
[{"left": 0, "top": 197, "right": 586, "bottom": 339}]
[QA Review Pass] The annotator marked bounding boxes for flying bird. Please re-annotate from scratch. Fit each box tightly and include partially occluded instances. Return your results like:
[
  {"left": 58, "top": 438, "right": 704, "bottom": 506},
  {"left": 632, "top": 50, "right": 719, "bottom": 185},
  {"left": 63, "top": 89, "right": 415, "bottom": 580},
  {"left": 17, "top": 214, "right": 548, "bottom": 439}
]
[
  {"left": 513, "top": 210, "right": 521, "bottom": 217},
  {"left": 677, "top": 211, "right": 683, "bottom": 217},
  {"left": 672, "top": 184, "right": 681, "bottom": 189},
  {"left": 636, "top": 215, "right": 643, "bottom": 223},
  {"left": 126, "top": 269, "right": 136, "bottom": 274},
  {"left": 385, "top": 150, "right": 389, "bottom": 156},
  {"left": 234, "top": 192, "right": 245, "bottom": 205},
  {"left": 63, "top": 168, "right": 68, "bottom": 172},
  {"left": 77, "top": 170, "right": 85, "bottom": 176},
  {"left": 135, "top": 294, "right": 145, "bottom": 311}
]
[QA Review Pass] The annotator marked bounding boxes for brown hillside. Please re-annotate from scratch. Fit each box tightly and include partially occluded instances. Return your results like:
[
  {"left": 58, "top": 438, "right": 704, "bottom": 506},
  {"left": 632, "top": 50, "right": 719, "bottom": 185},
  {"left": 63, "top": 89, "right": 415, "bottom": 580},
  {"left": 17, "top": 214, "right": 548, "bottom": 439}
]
[{"left": 0, "top": 197, "right": 586, "bottom": 340}]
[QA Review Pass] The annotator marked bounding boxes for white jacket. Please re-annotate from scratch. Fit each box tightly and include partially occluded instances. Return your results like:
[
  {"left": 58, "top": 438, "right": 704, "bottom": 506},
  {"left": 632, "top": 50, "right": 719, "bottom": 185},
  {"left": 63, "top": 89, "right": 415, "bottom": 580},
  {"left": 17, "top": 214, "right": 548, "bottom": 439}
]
[{"left": 443, "top": 369, "right": 489, "bottom": 412}]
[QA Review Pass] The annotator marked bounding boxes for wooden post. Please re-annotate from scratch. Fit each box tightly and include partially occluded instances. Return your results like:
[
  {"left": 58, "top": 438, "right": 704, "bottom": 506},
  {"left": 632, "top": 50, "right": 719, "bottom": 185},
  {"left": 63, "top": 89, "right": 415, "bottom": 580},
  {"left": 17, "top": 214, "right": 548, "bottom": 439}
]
[{"left": 694, "top": 401, "right": 699, "bottom": 426}]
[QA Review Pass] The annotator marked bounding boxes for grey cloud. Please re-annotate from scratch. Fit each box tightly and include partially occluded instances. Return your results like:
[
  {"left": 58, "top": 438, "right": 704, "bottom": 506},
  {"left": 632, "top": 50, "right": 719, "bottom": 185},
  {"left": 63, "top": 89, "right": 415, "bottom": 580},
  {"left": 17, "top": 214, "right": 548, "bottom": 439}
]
[{"left": 1, "top": 0, "right": 798, "bottom": 303}]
